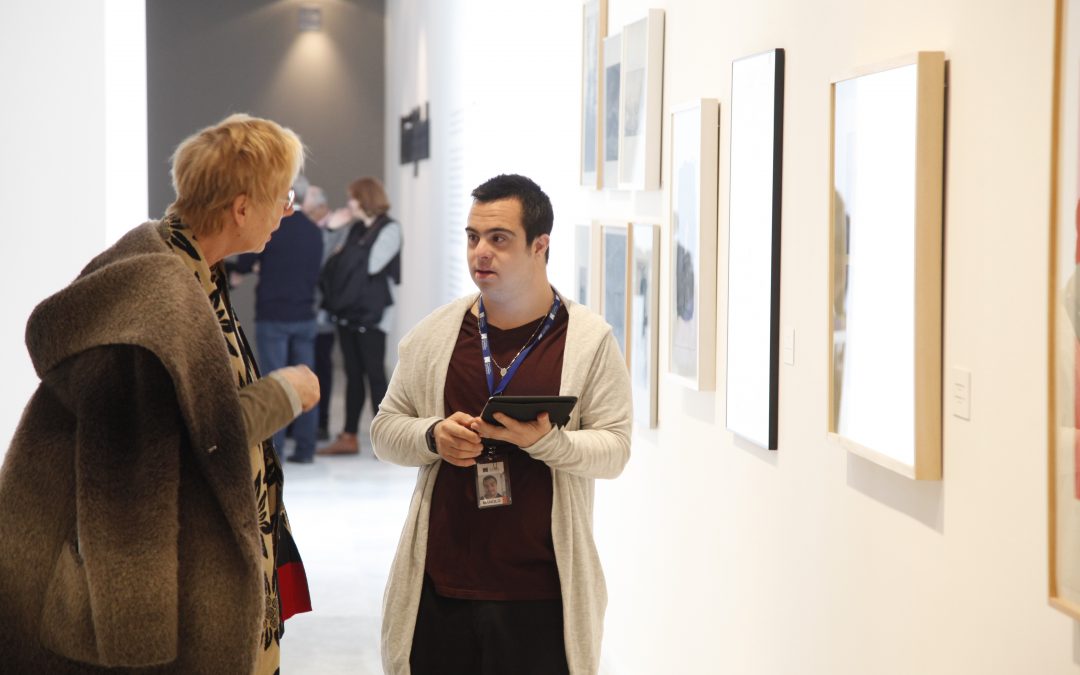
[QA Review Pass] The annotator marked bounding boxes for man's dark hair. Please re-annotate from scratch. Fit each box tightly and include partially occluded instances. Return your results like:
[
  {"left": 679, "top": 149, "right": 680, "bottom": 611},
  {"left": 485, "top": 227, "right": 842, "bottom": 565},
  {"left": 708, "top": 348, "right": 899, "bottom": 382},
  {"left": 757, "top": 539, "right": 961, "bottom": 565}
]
[
  {"left": 471, "top": 174, "right": 554, "bottom": 262},
  {"left": 483, "top": 475, "right": 498, "bottom": 485}
]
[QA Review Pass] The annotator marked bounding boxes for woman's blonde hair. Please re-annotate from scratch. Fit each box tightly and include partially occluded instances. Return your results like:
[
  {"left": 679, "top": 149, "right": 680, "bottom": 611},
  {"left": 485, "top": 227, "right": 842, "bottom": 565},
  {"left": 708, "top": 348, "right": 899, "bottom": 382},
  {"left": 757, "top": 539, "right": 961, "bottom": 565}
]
[
  {"left": 166, "top": 113, "right": 305, "bottom": 237},
  {"left": 347, "top": 177, "right": 391, "bottom": 218}
]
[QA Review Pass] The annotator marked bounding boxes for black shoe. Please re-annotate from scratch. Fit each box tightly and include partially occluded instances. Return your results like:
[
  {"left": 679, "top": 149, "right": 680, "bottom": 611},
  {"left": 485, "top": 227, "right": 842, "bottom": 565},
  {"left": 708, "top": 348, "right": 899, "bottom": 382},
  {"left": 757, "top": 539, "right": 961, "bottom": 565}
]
[
  {"left": 317, "top": 427, "right": 330, "bottom": 442},
  {"left": 286, "top": 455, "right": 315, "bottom": 464}
]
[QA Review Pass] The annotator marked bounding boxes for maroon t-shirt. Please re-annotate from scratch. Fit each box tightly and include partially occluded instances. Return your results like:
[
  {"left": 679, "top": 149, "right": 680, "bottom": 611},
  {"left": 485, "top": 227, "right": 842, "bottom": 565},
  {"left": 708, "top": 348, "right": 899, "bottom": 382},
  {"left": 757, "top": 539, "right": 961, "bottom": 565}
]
[{"left": 425, "top": 302, "right": 569, "bottom": 601}]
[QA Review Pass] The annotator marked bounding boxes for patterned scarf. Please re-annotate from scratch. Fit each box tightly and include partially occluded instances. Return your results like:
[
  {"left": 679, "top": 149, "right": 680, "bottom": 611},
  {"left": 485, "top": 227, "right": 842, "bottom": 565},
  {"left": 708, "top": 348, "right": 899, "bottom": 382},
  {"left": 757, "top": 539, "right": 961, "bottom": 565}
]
[{"left": 164, "top": 218, "right": 311, "bottom": 673}]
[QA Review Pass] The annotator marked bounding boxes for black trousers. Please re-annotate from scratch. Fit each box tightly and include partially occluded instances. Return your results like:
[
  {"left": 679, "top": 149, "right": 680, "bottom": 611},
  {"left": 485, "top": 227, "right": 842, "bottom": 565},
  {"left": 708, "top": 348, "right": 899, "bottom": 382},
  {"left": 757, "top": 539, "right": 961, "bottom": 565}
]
[
  {"left": 313, "top": 331, "right": 335, "bottom": 431},
  {"left": 410, "top": 575, "right": 569, "bottom": 675},
  {"left": 336, "top": 325, "right": 387, "bottom": 434}
]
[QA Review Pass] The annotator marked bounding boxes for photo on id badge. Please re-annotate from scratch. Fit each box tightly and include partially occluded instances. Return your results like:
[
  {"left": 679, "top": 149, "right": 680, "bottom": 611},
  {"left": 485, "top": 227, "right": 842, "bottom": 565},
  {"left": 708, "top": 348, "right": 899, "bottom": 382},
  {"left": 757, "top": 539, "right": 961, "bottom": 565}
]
[{"left": 477, "top": 459, "right": 512, "bottom": 508}]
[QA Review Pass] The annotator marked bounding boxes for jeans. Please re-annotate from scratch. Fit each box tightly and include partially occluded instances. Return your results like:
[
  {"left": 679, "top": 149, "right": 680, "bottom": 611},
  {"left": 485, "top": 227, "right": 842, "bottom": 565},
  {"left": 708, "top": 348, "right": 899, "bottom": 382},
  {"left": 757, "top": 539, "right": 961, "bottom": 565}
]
[{"left": 256, "top": 320, "right": 318, "bottom": 460}]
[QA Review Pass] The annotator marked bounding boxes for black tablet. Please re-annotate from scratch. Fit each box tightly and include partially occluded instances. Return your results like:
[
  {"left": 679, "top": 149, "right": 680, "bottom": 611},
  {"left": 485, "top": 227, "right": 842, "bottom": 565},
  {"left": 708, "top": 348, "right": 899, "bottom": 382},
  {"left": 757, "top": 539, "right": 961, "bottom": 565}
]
[{"left": 480, "top": 395, "right": 578, "bottom": 428}]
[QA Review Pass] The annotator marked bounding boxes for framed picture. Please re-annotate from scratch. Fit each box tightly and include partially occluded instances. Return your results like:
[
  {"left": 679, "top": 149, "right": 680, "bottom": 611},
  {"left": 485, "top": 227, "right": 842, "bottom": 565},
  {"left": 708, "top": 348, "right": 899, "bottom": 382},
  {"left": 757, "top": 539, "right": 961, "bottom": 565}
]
[
  {"left": 600, "top": 222, "right": 631, "bottom": 363},
  {"left": 725, "top": 49, "right": 785, "bottom": 451},
  {"left": 668, "top": 99, "right": 719, "bottom": 391},
  {"left": 828, "top": 52, "right": 945, "bottom": 479},
  {"left": 631, "top": 222, "right": 660, "bottom": 428},
  {"left": 602, "top": 32, "right": 622, "bottom": 190},
  {"left": 574, "top": 223, "right": 592, "bottom": 307},
  {"left": 1051, "top": 0, "right": 1080, "bottom": 621},
  {"left": 580, "top": 0, "right": 607, "bottom": 188},
  {"left": 618, "top": 9, "right": 664, "bottom": 191}
]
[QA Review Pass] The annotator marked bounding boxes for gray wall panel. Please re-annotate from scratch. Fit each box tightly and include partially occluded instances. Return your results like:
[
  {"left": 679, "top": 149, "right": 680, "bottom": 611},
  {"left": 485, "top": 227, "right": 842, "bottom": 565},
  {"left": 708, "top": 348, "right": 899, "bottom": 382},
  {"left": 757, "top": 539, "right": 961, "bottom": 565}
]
[{"left": 147, "top": 0, "right": 385, "bottom": 216}]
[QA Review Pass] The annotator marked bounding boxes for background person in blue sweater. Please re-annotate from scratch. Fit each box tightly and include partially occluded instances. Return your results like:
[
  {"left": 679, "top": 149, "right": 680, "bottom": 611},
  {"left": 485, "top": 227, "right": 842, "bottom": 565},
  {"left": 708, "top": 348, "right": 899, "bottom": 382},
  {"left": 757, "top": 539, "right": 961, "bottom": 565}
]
[{"left": 232, "top": 177, "right": 325, "bottom": 463}]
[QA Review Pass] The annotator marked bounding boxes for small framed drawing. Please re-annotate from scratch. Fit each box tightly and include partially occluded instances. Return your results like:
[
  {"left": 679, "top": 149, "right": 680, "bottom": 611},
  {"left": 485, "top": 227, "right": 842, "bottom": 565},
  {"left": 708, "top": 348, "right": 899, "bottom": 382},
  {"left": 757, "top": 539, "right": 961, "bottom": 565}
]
[
  {"left": 669, "top": 99, "right": 719, "bottom": 391},
  {"left": 725, "top": 48, "right": 785, "bottom": 451},
  {"left": 618, "top": 9, "right": 664, "bottom": 191},
  {"left": 574, "top": 223, "right": 592, "bottom": 307},
  {"left": 1051, "top": 0, "right": 1080, "bottom": 621},
  {"left": 602, "top": 32, "right": 622, "bottom": 190},
  {"left": 600, "top": 222, "right": 631, "bottom": 363},
  {"left": 828, "top": 52, "right": 945, "bottom": 479},
  {"left": 631, "top": 223, "right": 660, "bottom": 428},
  {"left": 580, "top": 0, "right": 607, "bottom": 188}
]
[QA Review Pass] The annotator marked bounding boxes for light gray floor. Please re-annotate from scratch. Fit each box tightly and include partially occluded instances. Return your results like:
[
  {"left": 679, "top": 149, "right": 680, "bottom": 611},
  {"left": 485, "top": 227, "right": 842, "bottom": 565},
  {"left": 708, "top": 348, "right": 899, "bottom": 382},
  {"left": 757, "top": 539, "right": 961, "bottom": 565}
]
[
  {"left": 278, "top": 442, "right": 415, "bottom": 674},
  {"left": 276, "top": 360, "right": 416, "bottom": 674}
]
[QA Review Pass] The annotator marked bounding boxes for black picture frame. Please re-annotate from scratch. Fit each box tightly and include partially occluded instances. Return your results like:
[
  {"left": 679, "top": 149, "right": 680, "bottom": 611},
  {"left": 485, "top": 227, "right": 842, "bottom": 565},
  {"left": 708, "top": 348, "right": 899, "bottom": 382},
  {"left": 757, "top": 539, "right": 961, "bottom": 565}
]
[{"left": 724, "top": 48, "right": 785, "bottom": 451}]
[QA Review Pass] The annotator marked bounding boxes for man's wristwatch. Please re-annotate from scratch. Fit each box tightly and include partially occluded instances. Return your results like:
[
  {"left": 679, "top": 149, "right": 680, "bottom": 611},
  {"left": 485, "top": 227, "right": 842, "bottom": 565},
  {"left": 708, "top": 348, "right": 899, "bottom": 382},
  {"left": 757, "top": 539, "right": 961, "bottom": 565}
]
[{"left": 425, "top": 421, "right": 440, "bottom": 454}]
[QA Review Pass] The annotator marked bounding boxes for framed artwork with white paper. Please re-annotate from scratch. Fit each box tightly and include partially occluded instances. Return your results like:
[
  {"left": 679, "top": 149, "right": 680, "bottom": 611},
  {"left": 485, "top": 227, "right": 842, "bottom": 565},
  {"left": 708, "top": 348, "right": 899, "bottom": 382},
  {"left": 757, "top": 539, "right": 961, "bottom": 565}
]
[
  {"left": 827, "top": 52, "right": 945, "bottom": 479},
  {"left": 618, "top": 9, "right": 664, "bottom": 191},
  {"left": 580, "top": 0, "right": 607, "bottom": 188},
  {"left": 631, "top": 222, "right": 660, "bottom": 427},
  {"left": 600, "top": 222, "right": 631, "bottom": 362},
  {"left": 602, "top": 32, "right": 622, "bottom": 190},
  {"left": 725, "top": 48, "right": 785, "bottom": 450},
  {"left": 668, "top": 99, "right": 718, "bottom": 391},
  {"left": 1051, "top": 0, "right": 1080, "bottom": 621}
]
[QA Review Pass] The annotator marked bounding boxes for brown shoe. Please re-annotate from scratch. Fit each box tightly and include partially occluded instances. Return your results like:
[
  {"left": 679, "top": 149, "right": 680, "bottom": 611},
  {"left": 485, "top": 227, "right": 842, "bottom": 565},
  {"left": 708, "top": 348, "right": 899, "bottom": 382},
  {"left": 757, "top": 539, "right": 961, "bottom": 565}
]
[{"left": 317, "top": 432, "right": 359, "bottom": 455}]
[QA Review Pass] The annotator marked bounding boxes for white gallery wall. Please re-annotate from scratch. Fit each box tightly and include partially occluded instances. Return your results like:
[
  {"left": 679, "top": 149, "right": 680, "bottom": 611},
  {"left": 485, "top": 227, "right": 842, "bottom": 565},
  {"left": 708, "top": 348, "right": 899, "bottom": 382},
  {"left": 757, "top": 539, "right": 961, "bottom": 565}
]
[
  {"left": 387, "top": 0, "right": 1073, "bottom": 673},
  {"left": 384, "top": 0, "right": 589, "bottom": 352},
  {"left": 0, "top": 0, "right": 147, "bottom": 457}
]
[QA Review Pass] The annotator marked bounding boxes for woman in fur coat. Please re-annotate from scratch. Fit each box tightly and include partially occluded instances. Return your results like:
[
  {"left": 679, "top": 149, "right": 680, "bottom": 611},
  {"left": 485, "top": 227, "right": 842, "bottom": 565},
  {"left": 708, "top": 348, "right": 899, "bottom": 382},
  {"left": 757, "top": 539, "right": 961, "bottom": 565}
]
[{"left": 0, "top": 114, "right": 320, "bottom": 674}]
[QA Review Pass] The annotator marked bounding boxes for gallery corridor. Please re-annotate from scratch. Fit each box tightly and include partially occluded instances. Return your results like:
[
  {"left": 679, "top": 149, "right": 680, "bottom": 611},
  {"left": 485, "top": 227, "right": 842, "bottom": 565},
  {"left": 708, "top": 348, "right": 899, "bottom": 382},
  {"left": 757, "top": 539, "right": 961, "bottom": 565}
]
[{"left": 4, "top": 1, "right": 1075, "bottom": 672}]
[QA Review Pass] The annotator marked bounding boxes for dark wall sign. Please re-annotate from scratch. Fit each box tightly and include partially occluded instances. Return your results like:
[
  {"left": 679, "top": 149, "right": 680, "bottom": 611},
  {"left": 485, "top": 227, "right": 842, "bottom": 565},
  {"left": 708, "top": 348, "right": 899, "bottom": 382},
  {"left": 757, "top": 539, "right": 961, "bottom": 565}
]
[{"left": 400, "top": 102, "right": 430, "bottom": 176}]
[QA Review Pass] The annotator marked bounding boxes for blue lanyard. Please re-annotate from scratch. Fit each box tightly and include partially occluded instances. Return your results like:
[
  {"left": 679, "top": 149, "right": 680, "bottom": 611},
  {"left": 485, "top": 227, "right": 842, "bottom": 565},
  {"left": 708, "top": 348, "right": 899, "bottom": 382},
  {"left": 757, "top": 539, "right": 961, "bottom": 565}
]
[{"left": 478, "top": 290, "right": 561, "bottom": 397}]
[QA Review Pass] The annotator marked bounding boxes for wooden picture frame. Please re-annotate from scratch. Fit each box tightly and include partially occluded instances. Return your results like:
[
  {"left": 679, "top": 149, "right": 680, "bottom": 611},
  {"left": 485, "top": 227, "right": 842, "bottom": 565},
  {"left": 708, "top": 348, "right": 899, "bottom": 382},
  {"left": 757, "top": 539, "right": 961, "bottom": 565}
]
[
  {"left": 618, "top": 9, "right": 664, "bottom": 191},
  {"left": 580, "top": 0, "right": 607, "bottom": 188},
  {"left": 574, "top": 223, "right": 592, "bottom": 308},
  {"left": 600, "top": 221, "right": 632, "bottom": 364},
  {"left": 725, "top": 48, "right": 785, "bottom": 451},
  {"left": 574, "top": 222, "right": 604, "bottom": 312},
  {"left": 1050, "top": 0, "right": 1080, "bottom": 620},
  {"left": 602, "top": 32, "right": 622, "bottom": 190},
  {"left": 668, "top": 99, "right": 719, "bottom": 391},
  {"left": 631, "top": 222, "right": 661, "bottom": 427},
  {"left": 827, "top": 52, "right": 945, "bottom": 480}
]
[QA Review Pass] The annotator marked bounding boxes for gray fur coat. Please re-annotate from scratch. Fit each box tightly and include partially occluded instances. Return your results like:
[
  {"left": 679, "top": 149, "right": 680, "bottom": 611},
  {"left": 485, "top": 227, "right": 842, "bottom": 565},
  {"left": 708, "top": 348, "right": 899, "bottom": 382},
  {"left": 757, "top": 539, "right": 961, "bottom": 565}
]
[{"left": 0, "top": 222, "right": 270, "bottom": 673}]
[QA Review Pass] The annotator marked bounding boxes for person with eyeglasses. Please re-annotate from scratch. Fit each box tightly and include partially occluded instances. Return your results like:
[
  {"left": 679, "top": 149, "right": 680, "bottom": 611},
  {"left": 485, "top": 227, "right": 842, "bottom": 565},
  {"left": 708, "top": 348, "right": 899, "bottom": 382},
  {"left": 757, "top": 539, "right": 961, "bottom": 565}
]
[
  {"left": 0, "top": 113, "right": 319, "bottom": 674},
  {"left": 231, "top": 174, "right": 325, "bottom": 464}
]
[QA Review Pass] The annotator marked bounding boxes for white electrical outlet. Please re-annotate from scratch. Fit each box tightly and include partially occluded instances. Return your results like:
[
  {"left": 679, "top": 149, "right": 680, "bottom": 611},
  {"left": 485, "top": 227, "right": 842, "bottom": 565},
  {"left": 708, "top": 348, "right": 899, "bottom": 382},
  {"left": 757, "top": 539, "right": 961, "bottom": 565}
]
[{"left": 950, "top": 367, "right": 971, "bottom": 420}]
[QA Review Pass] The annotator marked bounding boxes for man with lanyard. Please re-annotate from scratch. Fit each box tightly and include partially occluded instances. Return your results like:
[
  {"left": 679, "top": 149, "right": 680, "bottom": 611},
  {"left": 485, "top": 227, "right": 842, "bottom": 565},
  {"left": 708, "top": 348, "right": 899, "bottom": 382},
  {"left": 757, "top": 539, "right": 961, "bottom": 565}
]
[{"left": 371, "top": 174, "right": 631, "bottom": 674}]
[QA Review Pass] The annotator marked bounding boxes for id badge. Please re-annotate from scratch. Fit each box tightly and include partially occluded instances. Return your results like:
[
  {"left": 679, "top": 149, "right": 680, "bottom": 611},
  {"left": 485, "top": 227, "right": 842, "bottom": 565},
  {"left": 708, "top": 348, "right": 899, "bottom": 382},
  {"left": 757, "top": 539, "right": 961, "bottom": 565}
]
[{"left": 476, "top": 453, "right": 512, "bottom": 509}]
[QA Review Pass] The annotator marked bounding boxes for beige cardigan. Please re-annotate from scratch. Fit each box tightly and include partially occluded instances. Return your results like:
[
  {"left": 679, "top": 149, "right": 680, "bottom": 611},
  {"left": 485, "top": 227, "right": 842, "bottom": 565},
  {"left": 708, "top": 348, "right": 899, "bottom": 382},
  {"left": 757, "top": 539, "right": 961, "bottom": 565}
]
[{"left": 371, "top": 293, "right": 632, "bottom": 675}]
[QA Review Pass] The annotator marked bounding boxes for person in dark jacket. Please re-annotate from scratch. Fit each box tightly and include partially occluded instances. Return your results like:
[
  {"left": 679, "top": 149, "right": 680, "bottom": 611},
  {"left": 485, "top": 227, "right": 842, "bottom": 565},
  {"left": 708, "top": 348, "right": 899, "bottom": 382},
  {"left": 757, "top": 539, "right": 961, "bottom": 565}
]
[
  {"left": 233, "top": 178, "right": 324, "bottom": 463},
  {"left": 318, "top": 176, "right": 402, "bottom": 455}
]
